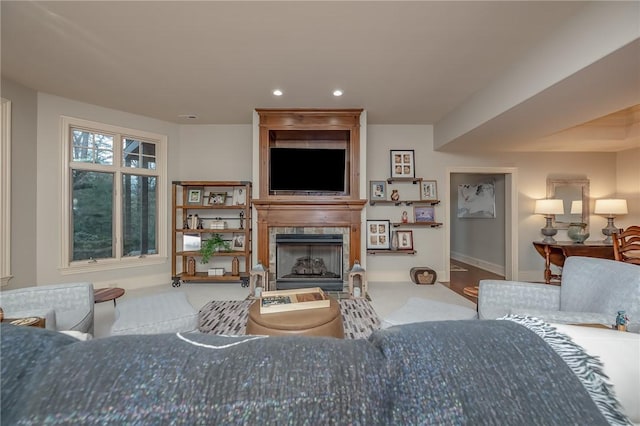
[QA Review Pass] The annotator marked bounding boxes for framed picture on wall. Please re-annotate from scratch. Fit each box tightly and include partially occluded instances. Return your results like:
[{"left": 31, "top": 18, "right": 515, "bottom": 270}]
[
  {"left": 370, "top": 180, "right": 387, "bottom": 200},
  {"left": 420, "top": 180, "right": 438, "bottom": 201},
  {"left": 414, "top": 206, "right": 435, "bottom": 223},
  {"left": 396, "top": 230, "right": 414, "bottom": 250},
  {"left": 390, "top": 150, "right": 415, "bottom": 178},
  {"left": 366, "top": 220, "right": 390, "bottom": 250}
]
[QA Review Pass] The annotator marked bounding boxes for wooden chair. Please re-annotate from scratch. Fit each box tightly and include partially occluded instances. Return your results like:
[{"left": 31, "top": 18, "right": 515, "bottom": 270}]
[{"left": 612, "top": 226, "right": 640, "bottom": 265}]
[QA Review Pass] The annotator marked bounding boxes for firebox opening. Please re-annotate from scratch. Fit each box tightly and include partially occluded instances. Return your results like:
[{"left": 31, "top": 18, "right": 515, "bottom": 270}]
[{"left": 275, "top": 234, "right": 344, "bottom": 291}]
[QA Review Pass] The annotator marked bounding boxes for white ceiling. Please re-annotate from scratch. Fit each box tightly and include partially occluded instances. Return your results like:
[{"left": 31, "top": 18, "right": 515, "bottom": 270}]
[{"left": 2, "top": 1, "right": 639, "bottom": 152}]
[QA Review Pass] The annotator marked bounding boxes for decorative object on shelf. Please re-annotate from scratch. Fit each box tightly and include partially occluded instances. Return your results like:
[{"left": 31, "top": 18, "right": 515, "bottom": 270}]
[
  {"left": 186, "top": 257, "right": 196, "bottom": 276},
  {"left": 457, "top": 182, "right": 496, "bottom": 218},
  {"left": 190, "top": 214, "right": 202, "bottom": 230},
  {"left": 397, "top": 230, "right": 414, "bottom": 250},
  {"left": 391, "top": 231, "right": 399, "bottom": 250},
  {"left": 232, "top": 233, "right": 246, "bottom": 250},
  {"left": 409, "top": 267, "right": 437, "bottom": 285},
  {"left": 594, "top": 198, "right": 628, "bottom": 244},
  {"left": 348, "top": 260, "right": 367, "bottom": 299},
  {"left": 534, "top": 199, "right": 564, "bottom": 244},
  {"left": 239, "top": 210, "right": 245, "bottom": 229},
  {"left": 209, "top": 218, "right": 226, "bottom": 229},
  {"left": 232, "top": 187, "right": 246, "bottom": 205},
  {"left": 420, "top": 180, "right": 438, "bottom": 201},
  {"left": 370, "top": 180, "right": 387, "bottom": 200},
  {"left": 390, "top": 189, "right": 400, "bottom": 202},
  {"left": 207, "top": 267, "right": 225, "bottom": 276},
  {"left": 199, "top": 234, "right": 231, "bottom": 263},
  {"left": 615, "top": 310, "right": 629, "bottom": 332},
  {"left": 390, "top": 149, "right": 415, "bottom": 178},
  {"left": 366, "top": 220, "right": 391, "bottom": 249},
  {"left": 208, "top": 192, "right": 227, "bottom": 205},
  {"left": 401, "top": 210, "right": 409, "bottom": 223},
  {"left": 186, "top": 187, "right": 203, "bottom": 205},
  {"left": 182, "top": 234, "right": 202, "bottom": 252},
  {"left": 184, "top": 214, "right": 191, "bottom": 229},
  {"left": 249, "top": 262, "right": 268, "bottom": 297},
  {"left": 567, "top": 222, "right": 589, "bottom": 244},
  {"left": 232, "top": 256, "right": 240, "bottom": 276},
  {"left": 414, "top": 205, "right": 435, "bottom": 223}
]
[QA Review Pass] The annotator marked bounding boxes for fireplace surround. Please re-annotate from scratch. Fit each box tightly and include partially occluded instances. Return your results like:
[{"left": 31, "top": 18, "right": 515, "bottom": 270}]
[{"left": 254, "top": 109, "right": 366, "bottom": 286}]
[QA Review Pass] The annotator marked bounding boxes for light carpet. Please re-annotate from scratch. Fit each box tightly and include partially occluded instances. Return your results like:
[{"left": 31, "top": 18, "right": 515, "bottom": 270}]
[{"left": 199, "top": 299, "right": 381, "bottom": 339}]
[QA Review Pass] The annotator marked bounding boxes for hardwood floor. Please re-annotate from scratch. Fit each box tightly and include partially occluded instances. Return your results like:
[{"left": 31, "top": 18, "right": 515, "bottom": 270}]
[{"left": 443, "top": 260, "right": 505, "bottom": 303}]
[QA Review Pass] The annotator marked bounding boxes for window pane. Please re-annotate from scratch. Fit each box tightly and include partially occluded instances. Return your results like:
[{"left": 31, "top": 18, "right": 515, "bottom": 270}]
[
  {"left": 123, "top": 138, "right": 156, "bottom": 170},
  {"left": 122, "top": 174, "right": 157, "bottom": 256},
  {"left": 72, "top": 170, "right": 113, "bottom": 260},
  {"left": 71, "top": 128, "right": 113, "bottom": 165}
]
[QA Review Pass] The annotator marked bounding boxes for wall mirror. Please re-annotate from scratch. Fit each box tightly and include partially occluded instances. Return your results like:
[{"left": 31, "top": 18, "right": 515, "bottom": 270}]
[{"left": 546, "top": 178, "right": 590, "bottom": 229}]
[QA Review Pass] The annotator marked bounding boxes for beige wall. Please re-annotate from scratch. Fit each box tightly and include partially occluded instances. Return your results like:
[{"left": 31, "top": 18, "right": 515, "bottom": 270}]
[
  {"left": 1, "top": 79, "right": 37, "bottom": 288},
  {"left": 615, "top": 147, "right": 640, "bottom": 228},
  {"left": 1, "top": 81, "right": 635, "bottom": 288}
]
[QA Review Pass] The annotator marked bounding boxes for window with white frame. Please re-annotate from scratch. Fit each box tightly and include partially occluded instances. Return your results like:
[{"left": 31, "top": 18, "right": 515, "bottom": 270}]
[{"left": 60, "top": 116, "right": 167, "bottom": 271}]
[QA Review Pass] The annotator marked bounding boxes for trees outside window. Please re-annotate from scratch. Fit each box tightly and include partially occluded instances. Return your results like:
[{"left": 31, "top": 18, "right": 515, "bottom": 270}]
[{"left": 61, "top": 117, "right": 166, "bottom": 271}]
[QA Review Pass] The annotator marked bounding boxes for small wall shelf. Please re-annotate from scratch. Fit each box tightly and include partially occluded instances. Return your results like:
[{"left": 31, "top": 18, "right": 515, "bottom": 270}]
[
  {"left": 367, "top": 249, "right": 417, "bottom": 255},
  {"left": 391, "top": 222, "right": 443, "bottom": 228},
  {"left": 386, "top": 177, "right": 421, "bottom": 184},
  {"left": 369, "top": 199, "right": 440, "bottom": 206}
]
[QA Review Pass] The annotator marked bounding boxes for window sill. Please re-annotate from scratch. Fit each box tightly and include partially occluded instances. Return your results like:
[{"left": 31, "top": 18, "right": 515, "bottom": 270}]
[{"left": 59, "top": 256, "right": 167, "bottom": 275}]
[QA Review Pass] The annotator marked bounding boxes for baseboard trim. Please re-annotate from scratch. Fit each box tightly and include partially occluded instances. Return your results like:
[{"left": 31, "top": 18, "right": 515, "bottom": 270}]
[{"left": 450, "top": 252, "right": 504, "bottom": 276}]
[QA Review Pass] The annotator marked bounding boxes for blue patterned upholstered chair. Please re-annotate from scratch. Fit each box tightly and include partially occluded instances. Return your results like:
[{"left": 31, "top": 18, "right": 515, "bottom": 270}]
[
  {"left": 478, "top": 256, "right": 640, "bottom": 333},
  {"left": 0, "top": 282, "right": 94, "bottom": 334}
]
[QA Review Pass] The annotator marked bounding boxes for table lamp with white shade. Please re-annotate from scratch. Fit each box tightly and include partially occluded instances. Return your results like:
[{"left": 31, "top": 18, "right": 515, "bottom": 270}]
[
  {"left": 534, "top": 199, "right": 565, "bottom": 244},
  {"left": 594, "top": 198, "right": 628, "bottom": 244}
]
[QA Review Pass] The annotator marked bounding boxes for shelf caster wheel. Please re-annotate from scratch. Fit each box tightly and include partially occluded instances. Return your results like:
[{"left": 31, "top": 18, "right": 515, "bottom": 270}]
[
  {"left": 172, "top": 278, "right": 182, "bottom": 287},
  {"left": 240, "top": 276, "right": 249, "bottom": 288}
]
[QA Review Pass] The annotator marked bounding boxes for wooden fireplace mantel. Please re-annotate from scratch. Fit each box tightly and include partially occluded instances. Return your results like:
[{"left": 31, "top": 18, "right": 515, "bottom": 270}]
[
  {"left": 254, "top": 108, "right": 366, "bottom": 276},
  {"left": 253, "top": 199, "right": 367, "bottom": 269}
]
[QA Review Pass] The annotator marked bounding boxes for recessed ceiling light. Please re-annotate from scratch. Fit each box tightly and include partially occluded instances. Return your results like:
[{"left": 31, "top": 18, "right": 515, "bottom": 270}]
[
  {"left": 333, "top": 89, "right": 343, "bottom": 97},
  {"left": 273, "top": 89, "right": 283, "bottom": 96},
  {"left": 178, "top": 114, "right": 198, "bottom": 120}
]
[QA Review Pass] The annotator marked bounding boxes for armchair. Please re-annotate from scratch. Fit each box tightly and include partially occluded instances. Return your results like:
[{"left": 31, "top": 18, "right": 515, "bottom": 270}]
[
  {"left": 0, "top": 282, "right": 94, "bottom": 334},
  {"left": 478, "top": 256, "right": 640, "bottom": 332}
]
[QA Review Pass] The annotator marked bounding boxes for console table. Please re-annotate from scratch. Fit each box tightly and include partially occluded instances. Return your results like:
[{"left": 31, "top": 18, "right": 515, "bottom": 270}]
[{"left": 533, "top": 241, "right": 615, "bottom": 284}]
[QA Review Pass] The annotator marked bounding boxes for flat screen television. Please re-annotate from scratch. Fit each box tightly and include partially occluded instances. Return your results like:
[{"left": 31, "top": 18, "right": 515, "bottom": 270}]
[{"left": 269, "top": 147, "right": 347, "bottom": 193}]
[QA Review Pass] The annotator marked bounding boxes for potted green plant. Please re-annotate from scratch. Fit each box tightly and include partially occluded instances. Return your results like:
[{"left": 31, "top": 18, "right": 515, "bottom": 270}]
[{"left": 199, "top": 234, "right": 231, "bottom": 263}]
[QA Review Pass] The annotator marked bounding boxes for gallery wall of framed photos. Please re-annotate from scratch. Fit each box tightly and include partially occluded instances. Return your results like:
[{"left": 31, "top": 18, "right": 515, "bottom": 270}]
[{"left": 367, "top": 150, "right": 442, "bottom": 255}]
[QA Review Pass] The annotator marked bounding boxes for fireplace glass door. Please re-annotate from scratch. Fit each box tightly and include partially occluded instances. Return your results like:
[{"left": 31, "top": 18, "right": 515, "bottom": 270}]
[{"left": 275, "top": 234, "right": 343, "bottom": 291}]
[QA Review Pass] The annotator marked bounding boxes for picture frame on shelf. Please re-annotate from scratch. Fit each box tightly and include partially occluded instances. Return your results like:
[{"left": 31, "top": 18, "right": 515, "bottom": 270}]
[
  {"left": 186, "top": 187, "right": 203, "bottom": 205},
  {"left": 414, "top": 205, "right": 435, "bottom": 223},
  {"left": 397, "top": 230, "right": 414, "bottom": 250},
  {"left": 232, "top": 187, "right": 246, "bottom": 205},
  {"left": 183, "top": 234, "right": 202, "bottom": 252},
  {"left": 366, "top": 220, "right": 390, "bottom": 250},
  {"left": 420, "top": 180, "right": 438, "bottom": 200},
  {"left": 208, "top": 192, "right": 227, "bottom": 205},
  {"left": 390, "top": 150, "right": 415, "bottom": 178},
  {"left": 232, "top": 233, "right": 246, "bottom": 250},
  {"left": 370, "top": 180, "right": 387, "bottom": 200}
]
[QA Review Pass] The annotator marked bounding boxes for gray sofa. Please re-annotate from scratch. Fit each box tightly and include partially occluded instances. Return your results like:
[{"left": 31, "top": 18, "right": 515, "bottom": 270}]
[
  {"left": 0, "top": 318, "right": 631, "bottom": 425},
  {"left": 478, "top": 256, "right": 640, "bottom": 332},
  {"left": 0, "top": 282, "right": 94, "bottom": 334}
]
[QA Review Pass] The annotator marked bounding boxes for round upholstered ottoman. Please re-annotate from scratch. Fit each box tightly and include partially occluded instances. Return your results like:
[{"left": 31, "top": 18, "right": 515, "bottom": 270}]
[{"left": 246, "top": 297, "right": 344, "bottom": 338}]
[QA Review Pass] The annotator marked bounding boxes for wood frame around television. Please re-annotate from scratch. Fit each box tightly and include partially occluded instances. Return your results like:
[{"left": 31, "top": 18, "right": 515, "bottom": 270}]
[{"left": 256, "top": 108, "right": 363, "bottom": 202}]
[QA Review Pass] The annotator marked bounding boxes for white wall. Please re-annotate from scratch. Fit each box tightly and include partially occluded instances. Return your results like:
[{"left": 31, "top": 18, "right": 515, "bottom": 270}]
[
  {"left": 2, "top": 87, "right": 632, "bottom": 289},
  {"left": 1, "top": 79, "right": 37, "bottom": 287},
  {"left": 615, "top": 147, "right": 640, "bottom": 228},
  {"left": 366, "top": 124, "right": 619, "bottom": 282},
  {"left": 36, "top": 93, "right": 180, "bottom": 288}
]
